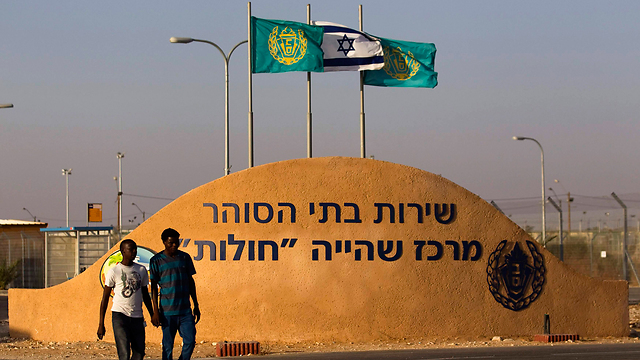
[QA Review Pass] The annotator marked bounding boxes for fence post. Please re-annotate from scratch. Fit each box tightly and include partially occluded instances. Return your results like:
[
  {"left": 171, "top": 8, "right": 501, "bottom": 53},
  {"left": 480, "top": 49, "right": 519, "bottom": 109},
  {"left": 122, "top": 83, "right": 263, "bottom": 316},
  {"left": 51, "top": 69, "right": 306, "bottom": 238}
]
[
  {"left": 548, "top": 197, "right": 563, "bottom": 261},
  {"left": 611, "top": 192, "right": 628, "bottom": 281},
  {"left": 21, "top": 233, "right": 25, "bottom": 287},
  {"left": 75, "top": 230, "right": 80, "bottom": 277},
  {"left": 45, "top": 232, "right": 48, "bottom": 288},
  {"left": 590, "top": 232, "right": 598, "bottom": 277}
]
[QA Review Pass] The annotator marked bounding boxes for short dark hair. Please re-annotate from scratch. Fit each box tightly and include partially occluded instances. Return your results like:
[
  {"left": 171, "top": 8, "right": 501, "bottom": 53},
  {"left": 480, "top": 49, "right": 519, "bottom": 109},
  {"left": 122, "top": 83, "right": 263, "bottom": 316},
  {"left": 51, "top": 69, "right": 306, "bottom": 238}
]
[
  {"left": 120, "top": 239, "right": 137, "bottom": 252},
  {"left": 161, "top": 228, "right": 180, "bottom": 242}
]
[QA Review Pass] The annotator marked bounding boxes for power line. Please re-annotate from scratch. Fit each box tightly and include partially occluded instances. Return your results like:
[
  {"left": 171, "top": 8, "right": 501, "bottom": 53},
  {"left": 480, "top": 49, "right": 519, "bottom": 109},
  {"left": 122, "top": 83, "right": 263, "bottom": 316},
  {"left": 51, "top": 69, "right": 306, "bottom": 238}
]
[
  {"left": 122, "top": 193, "right": 175, "bottom": 201},
  {"left": 485, "top": 196, "right": 542, "bottom": 201}
]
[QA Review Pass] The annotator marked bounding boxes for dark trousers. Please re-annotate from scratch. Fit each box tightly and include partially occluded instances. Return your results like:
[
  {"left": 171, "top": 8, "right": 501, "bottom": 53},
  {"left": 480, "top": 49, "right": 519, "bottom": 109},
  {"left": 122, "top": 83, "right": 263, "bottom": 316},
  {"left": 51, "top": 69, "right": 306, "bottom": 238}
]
[
  {"left": 112, "top": 311, "right": 145, "bottom": 360},
  {"left": 160, "top": 312, "right": 196, "bottom": 360}
]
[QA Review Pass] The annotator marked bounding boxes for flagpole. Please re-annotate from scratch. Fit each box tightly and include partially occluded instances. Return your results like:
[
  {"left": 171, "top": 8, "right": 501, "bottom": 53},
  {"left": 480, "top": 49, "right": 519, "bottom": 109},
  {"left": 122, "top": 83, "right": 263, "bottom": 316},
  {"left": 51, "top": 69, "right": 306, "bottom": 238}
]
[
  {"left": 307, "top": 4, "right": 313, "bottom": 158},
  {"left": 248, "top": 1, "right": 254, "bottom": 168},
  {"left": 359, "top": 4, "right": 366, "bottom": 159}
]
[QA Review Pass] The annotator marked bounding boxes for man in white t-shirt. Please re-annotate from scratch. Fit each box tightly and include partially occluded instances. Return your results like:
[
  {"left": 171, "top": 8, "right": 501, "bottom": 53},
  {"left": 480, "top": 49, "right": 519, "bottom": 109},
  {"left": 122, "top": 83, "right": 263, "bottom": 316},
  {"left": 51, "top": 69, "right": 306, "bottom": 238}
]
[{"left": 98, "top": 239, "right": 154, "bottom": 360}]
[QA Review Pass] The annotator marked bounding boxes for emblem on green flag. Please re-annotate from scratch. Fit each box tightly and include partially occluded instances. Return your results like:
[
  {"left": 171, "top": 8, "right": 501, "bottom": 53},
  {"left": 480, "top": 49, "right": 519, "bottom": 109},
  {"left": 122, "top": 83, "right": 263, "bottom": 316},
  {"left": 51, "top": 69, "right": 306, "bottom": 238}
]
[
  {"left": 251, "top": 16, "right": 324, "bottom": 73},
  {"left": 364, "top": 37, "right": 437, "bottom": 88}
]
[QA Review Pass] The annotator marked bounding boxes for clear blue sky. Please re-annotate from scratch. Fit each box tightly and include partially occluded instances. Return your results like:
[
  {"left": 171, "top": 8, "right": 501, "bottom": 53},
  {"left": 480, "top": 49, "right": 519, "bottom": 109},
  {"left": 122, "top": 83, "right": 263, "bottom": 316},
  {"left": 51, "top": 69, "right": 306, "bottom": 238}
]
[{"left": 1, "top": 1, "right": 639, "bottom": 228}]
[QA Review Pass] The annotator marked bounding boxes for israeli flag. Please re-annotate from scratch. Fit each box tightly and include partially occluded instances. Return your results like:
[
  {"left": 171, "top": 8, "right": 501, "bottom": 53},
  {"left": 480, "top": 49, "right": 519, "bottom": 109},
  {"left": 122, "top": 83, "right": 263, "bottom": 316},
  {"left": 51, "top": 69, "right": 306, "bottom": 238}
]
[{"left": 311, "top": 21, "right": 384, "bottom": 72}]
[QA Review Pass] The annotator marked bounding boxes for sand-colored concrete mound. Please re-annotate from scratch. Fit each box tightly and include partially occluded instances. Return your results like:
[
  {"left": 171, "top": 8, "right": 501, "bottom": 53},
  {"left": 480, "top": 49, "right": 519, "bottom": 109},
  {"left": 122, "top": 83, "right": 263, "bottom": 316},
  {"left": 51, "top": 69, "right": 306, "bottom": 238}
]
[{"left": 10, "top": 157, "right": 628, "bottom": 342}]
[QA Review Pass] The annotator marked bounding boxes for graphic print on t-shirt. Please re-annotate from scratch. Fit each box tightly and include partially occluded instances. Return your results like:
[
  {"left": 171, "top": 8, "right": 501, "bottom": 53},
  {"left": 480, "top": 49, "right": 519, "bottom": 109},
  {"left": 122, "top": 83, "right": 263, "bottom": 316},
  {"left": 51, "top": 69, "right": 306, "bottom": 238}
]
[
  {"left": 121, "top": 271, "right": 142, "bottom": 298},
  {"left": 99, "top": 246, "right": 156, "bottom": 298}
]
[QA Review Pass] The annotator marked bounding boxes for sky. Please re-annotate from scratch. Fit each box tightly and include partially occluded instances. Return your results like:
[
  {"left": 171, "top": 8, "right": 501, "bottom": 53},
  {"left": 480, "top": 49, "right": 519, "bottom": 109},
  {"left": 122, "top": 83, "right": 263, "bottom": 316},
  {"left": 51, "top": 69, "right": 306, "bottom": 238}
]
[{"left": 1, "top": 1, "right": 639, "bottom": 230}]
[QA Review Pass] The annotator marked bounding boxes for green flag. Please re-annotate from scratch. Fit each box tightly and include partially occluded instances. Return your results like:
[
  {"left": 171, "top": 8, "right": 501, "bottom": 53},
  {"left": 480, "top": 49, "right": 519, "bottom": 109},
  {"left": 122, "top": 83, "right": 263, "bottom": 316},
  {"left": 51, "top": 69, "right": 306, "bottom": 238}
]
[
  {"left": 364, "top": 37, "right": 437, "bottom": 88},
  {"left": 251, "top": 16, "right": 324, "bottom": 73}
]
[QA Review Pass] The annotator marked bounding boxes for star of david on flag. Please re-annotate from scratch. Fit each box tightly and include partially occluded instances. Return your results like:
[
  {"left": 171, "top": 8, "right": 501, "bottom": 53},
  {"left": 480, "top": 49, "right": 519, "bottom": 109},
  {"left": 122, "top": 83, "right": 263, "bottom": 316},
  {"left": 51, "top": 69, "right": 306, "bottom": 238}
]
[
  {"left": 336, "top": 34, "right": 356, "bottom": 56},
  {"left": 311, "top": 21, "right": 384, "bottom": 72}
]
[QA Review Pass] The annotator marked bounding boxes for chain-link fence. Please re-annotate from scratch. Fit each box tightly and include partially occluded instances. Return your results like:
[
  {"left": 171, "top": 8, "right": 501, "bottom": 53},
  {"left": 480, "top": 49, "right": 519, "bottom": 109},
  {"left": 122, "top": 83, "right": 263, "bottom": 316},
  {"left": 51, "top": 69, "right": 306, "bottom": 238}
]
[
  {"left": 43, "top": 227, "right": 113, "bottom": 287},
  {"left": 0, "top": 231, "right": 45, "bottom": 289},
  {"left": 490, "top": 192, "right": 640, "bottom": 284},
  {"left": 538, "top": 230, "right": 640, "bottom": 285}
]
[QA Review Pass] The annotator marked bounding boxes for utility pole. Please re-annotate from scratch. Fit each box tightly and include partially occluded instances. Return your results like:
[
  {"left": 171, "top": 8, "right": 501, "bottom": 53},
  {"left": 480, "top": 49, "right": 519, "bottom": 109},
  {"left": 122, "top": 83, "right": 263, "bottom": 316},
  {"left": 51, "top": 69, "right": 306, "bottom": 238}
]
[{"left": 117, "top": 152, "right": 125, "bottom": 238}]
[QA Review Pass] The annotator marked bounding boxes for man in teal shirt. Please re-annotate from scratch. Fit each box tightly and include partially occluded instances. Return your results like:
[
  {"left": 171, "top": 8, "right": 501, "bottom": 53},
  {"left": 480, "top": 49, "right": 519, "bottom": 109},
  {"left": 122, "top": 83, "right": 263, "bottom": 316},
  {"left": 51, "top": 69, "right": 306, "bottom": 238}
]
[{"left": 150, "top": 228, "right": 200, "bottom": 360}]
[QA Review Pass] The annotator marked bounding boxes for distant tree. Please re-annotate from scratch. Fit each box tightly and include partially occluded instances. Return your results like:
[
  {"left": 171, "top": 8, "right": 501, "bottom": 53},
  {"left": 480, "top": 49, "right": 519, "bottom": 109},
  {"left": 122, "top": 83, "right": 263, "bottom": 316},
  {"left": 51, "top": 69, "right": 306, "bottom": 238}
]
[{"left": 0, "top": 259, "right": 21, "bottom": 289}]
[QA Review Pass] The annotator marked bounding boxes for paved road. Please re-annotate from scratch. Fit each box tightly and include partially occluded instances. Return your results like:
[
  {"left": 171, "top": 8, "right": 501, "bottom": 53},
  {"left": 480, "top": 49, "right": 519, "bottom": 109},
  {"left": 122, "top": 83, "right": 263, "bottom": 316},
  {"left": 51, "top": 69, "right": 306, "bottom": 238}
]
[
  {"left": 0, "top": 291, "right": 7, "bottom": 337},
  {"left": 629, "top": 287, "right": 640, "bottom": 304},
  {"left": 204, "top": 343, "right": 640, "bottom": 360},
  {"left": 0, "top": 291, "right": 7, "bottom": 321}
]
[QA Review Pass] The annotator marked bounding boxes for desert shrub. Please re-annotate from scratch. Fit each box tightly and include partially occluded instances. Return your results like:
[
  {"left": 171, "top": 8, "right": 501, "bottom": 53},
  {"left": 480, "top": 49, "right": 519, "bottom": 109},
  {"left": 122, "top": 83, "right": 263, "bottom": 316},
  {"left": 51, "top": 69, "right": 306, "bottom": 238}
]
[{"left": 0, "top": 259, "right": 21, "bottom": 289}]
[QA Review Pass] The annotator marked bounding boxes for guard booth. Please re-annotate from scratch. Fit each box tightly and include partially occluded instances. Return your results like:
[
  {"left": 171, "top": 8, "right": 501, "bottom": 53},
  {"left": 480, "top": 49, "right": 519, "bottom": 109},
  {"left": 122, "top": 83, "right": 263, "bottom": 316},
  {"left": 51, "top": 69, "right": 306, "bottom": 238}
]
[
  {"left": 0, "top": 219, "right": 48, "bottom": 288},
  {"left": 41, "top": 226, "right": 113, "bottom": 287}
]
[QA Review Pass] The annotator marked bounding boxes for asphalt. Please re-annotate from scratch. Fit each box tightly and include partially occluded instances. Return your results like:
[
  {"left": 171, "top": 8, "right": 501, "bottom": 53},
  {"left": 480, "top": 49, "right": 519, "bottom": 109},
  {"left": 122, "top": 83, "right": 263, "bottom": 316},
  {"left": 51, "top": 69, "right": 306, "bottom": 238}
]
[
  {"left": 0, "top": 290, "right": 7, "bottom": 338},
  {"left": 630, "top": 287, "right": 640, "bottom": 304},
  {"left": 209, "top": 343, "right": 640, "bottom": 360},
  {"left": 0, "top": 291, "right": 7, "bottom": 321}
]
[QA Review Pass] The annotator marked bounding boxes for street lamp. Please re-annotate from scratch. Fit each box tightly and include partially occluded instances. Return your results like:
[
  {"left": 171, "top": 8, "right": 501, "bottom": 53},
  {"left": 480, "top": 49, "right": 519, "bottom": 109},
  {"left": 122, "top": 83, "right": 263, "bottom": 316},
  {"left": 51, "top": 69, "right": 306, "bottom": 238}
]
[
  {"left": 117, "top": 152, "right": 125, "bottom": 238},
  {"left": 170, "top": 36, "right": 248, "bottom": 176},
  {"left": 513, "top": 136, "right": 546, "bottom": 244},
  {"left": 132, "top": 202, "right": 146, "bottom": 222},
  {"left": 0, "top": 104, "right": 13, "bottom": 108},
  {"left": 62, "top": 168, "right": 72, "bottom": 227},
  {"left": 23, "top": 207, "right": 36, "bottom": 222}
]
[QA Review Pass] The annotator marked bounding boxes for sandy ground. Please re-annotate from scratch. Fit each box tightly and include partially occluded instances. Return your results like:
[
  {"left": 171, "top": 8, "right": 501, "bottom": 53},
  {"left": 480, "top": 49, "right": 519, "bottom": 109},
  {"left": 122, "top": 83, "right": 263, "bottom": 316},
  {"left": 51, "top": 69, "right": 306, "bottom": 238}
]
[{"left": 1, "top": 292, "right": 639, "bottom": 360}]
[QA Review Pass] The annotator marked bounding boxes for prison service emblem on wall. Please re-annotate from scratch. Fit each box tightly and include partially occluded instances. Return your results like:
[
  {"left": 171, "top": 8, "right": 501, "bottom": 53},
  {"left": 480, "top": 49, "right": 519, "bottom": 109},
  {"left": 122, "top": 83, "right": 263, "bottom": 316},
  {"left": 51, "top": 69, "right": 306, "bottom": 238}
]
[
  {"left": 382, "top": 46, "right": 421, "bottom": 80},
  {"left": 268, "top": 26, "right": 308, "bottom": 65},
  {"left": 486, "top": 240, "right": 545, "bottom": 311}
]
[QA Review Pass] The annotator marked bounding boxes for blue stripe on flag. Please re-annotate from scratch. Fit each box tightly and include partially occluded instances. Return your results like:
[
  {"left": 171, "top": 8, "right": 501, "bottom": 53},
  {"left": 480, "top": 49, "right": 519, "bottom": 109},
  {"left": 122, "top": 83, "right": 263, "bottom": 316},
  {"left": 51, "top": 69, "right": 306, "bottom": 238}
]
[
  {"left": 324, "top": 56, "right": 384, "bottom": 67},
  {"left": 321, "top": 26, "right": 362, "bottom": 35}
]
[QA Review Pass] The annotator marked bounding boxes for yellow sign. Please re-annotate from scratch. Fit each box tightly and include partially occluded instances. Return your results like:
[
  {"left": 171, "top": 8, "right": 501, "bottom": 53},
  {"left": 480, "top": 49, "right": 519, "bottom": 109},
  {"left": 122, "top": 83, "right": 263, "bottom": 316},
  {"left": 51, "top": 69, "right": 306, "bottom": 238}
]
[
  {"left": 383, "top": 46, "right": 420, "bottom": 80},
  {"left": 268, "top": 26, "right": 307, "bottom": 65},
  {"left": 88, "top": 203, "right": 102, "bottom": 222}
]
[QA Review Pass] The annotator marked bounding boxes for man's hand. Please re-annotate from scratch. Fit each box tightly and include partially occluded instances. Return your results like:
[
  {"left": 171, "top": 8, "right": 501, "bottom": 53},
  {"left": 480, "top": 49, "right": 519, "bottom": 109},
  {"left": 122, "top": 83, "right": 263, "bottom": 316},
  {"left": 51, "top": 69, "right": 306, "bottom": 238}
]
[
  {"left": 97, "top": 324, "right": 106, "bottom": 340},
  {"left": 193, "top": 305, "right": 201, "bottom": 325},
  {"left": 151, "top": 312, "right": 160, "bottom": 327}
]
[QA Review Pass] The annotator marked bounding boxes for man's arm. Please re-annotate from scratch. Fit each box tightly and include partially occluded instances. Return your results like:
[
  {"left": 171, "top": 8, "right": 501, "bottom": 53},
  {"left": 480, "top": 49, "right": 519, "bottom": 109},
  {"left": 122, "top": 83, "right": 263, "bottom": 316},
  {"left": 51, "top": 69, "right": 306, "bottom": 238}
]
[
  {"left": 188, "top": 276, "right": 200, "bottom": 324},
  {"left": 150, "top": 279, "right": 160, "bottom": 327},
  {"left": 97, "top": 286, "right": 112, "bottom": 340},
  {"left": 141, "top": 287, "right": 154, "bottom": 319}
]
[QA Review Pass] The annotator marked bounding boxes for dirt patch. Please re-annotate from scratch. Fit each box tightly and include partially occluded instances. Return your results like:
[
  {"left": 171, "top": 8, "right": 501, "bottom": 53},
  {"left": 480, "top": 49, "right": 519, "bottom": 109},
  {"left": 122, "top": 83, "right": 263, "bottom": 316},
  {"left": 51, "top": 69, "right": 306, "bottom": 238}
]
[
  {"left": 0, "top": 305, "right": 639, "bottom": 359},
  {"left": 0, "top": 339, "right": 220, "bottom": 360}
]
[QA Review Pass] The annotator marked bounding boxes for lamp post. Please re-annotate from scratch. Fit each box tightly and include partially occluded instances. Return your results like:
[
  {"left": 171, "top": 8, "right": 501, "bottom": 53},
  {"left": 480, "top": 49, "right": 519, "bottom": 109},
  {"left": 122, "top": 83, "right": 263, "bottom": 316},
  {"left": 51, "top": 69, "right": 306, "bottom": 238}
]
[
  {"left": 0, "top": 104, "right": 13, "bottom": 109},
  {"left": 132, "top": 202, "right": 146, "bottom": 222},
  {"left": 61, "top": 169, "right": 72, "bottom": 227},
  {"left": 513, "top": 136, "right": 546, "bottom": 244},
  {"left": 23, "top": 207, "right": 36, "bottom": 222},
  {"left": 116, "top": 152, "right": 125, "bottom": 238},
  {"left": 170, "top": 37, "right": 247, "bottom": 176}
]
